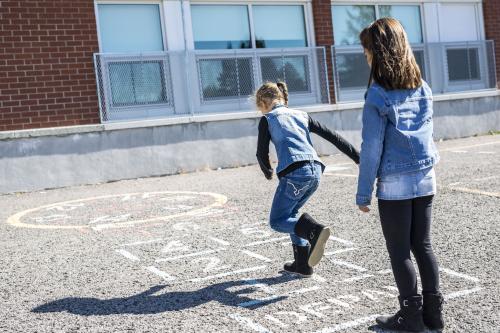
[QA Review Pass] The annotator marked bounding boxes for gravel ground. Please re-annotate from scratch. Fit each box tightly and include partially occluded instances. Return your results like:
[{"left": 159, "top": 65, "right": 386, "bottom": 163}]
[{"left": 0, "top": 134, "right": 499, "bottom": 333}]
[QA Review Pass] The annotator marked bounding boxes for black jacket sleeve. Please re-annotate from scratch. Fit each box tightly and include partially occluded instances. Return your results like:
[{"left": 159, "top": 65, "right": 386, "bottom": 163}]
[
  {"left": 256, "top": 117, "right": 273, "bottom": 179},
  {"left": 308, "top": 116, "right": 360, "bottom": 164}
]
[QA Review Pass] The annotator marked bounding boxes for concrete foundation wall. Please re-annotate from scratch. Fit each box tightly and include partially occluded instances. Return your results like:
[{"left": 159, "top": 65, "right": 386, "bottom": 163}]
[{"left": 1, "top": 95, "right": 499, "bottom": 194}]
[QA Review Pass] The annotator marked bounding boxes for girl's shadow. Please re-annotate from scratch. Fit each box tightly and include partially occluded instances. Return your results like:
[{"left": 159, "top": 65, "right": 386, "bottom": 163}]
[{"left": 32, "top": 272, "right": 301, "bottom": 316}]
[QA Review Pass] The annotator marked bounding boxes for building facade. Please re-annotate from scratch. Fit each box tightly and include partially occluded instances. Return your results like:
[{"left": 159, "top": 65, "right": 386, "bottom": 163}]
[{"left": 1, "top": 0, "right": 499, "bottom": 193}]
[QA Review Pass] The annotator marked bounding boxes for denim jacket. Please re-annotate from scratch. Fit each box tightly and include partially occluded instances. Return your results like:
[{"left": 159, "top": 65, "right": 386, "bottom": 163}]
[
  {"left": 356, "top": 80, "right": 440, "bottom": 206},
  {"left": 265, "top": 105, "right": 323, "bottom": 174}
]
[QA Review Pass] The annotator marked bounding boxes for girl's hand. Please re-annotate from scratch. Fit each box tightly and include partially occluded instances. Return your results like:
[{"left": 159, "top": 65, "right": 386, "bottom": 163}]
[{"left": 358, "top": 205, "right": 370, "bottom": 213}]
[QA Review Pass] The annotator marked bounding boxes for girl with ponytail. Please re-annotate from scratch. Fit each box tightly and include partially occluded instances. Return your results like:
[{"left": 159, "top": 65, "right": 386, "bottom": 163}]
[{"left": 255, "top": 81, "right": 359, "bottom": 276}]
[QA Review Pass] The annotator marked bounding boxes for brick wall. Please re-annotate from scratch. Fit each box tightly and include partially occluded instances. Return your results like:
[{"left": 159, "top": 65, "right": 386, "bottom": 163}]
[
  {"left": 312, "top": 0, "right": 336, "bottom": 103},
  {"left": 483, "top": 0, "right": 500, "bottom": 89},
  {"left": 0, "top": 0, "right": 100, "bottom": 131}
]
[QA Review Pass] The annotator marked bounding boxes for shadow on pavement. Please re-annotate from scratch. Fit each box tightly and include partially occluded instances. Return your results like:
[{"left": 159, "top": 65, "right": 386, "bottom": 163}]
[{"left": 32, "top": 272, "right": 302, "bottom": 316}]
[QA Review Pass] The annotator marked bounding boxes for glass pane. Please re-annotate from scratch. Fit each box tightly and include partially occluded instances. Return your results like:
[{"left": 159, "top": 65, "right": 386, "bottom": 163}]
[
  {"left": 413, "top": 49, "right": 426, "bottom": 80},
  {"left": 379, "top": 5, "right": 423, "bottom": 44},
  {"left": 332, "top": 5, "right": 375, "bottom": 46},
  {"left": 109, "top": 62, "right": 167, "bottom": 106},
  {"left": 199, "top": 58, "right": 254, "bottom": 100},
  {"left": 192, "top": 5, "right": 251, "bottom": 49},
  {"left": 260, "top": 56, "right": 309, "bottom": 92},
  {"left": 336, "top": 53, "right": 371, "bottom": 89},
  {"left": 253, "top": 5, "right": 307, "bottom": 48},
  {"left": 98, "top": 4, "right": 163, "bottom": 53},
  {"left": 447, "top": 48, "right": 480, "bottom": 81}
]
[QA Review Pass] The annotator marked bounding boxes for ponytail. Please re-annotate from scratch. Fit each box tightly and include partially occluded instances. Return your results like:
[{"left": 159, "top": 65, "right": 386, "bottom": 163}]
[{"left": 276, "top": 81, "right": 289, "bottom": 106}]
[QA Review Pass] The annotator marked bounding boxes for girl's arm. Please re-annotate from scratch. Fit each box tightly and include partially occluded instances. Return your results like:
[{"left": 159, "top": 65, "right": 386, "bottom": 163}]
[
  {"left": 356, "top": 90, "right": 388, "bottom": 207},
  {"left": 308, "top": 117, "right": 360, "bottom": 164},
  {"left": 256, "top": 117, "right": 273, "bottom": 179}
]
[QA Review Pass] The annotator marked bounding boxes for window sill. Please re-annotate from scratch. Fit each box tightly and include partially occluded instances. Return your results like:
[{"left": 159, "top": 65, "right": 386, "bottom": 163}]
[{"left": 1, "top": 89, "right": 498, "bottom": 141}]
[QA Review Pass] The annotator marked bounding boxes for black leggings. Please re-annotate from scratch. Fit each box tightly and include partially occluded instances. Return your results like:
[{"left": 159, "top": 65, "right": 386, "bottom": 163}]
[{"left": 378, "top": 195, "right": 440, "bottom": 297}]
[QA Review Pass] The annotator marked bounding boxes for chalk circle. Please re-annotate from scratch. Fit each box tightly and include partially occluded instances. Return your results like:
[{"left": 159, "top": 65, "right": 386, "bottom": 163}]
[{"left": 6, "top": 191, "right": 227, "bottom": 230}]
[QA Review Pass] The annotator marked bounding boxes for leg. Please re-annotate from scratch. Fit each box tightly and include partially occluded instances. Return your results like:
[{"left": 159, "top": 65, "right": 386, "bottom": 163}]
[
  {"left": 269, "top": 177, "right": 314, "bottom": 246},
  {"left": 410, "top": 195, "right": 439, "bottom": 294},
  {"left": 289, "top": 179, "right": 320, "bottom": 246},
  {"left": 378, "top": 199, "right": 418, "bottom": 298}
]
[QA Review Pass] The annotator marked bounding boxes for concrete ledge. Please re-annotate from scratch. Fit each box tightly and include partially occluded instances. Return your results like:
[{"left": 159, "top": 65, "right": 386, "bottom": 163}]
[{"left": 1, "top": 89, "right": 498, "bottom": 140}]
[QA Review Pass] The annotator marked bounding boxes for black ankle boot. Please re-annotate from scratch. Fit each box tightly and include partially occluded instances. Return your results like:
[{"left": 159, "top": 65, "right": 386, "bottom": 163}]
[
  {"left": 284, "top": 244, "right": 313, "bottom": 276},
  {"left": 376, "top": 295, "right": 426, "bottom": 332},
  {"left": 294, "top": 213, "right": 331, "bottom": 267},
  {"left": 423, "top": 292, "right": 444, "bottom": 330}
]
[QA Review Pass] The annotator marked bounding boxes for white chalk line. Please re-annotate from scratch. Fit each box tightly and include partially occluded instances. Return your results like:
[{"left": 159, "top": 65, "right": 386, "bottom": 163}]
[
  {"left": 324, "top": 248, "right": 357, "bottom": 256},
  {"left": 314, "top": 314, "right": 380, "bottom": 333},
  {"left": 440, "top": 267, "right": 480, "bottom": 283},
  {"left": 115, "top": 249, "right": 140, "bottom": 262},
  {"left": 229, "top": 314, "right": 272, "bottom": 333},
  {"left": 245, "top": 236, "right": 290, "bottom": 247},
  {"left": 155, "top": 248, "right": 225, "bottom": 262},
  {"left": 240, "top": 250, "right": 273, "bottom": 262},
  {"left": 330, "top": 259, "right": 367, "bottom": 272},
  {"left": 119, "top": 238, "right": 166, "bottom": 247},
  {"left": 238, "top": 286, "right": 321, "bottom": 308},
  {"left": 190, "top": 265, "right": 267, "bottom": 282},
  {"left": 337, "top": 274, "right": 374, "bottom": 283},
  {"left": 208, "top": 236, "right": 231, "bottom": 246},
  {"left": 330, "top": 237, "right": 355, "bottom": 246},
  {"left": 440, "top": 139, "right": 500, "bottom": 152},
  {"left": 445, "top": 286, "right": 483, "bottom": 300},
  {"left": 376, "top": 269, "right": 393, "bottom": 275},
  {"left": 144, "top": 266, "right": 176, "bottom": 281},
  {"left": 446, "top": 186, "right": 500, "bottom": 198}
]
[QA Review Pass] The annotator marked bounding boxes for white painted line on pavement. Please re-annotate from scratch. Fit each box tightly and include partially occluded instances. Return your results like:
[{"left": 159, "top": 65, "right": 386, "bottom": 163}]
[
  {"left": 238, "top": 295, "right": 282, "bottom": 308},
  {"left": 208, "top": 236, "right": 231, "bottom": 246},
  {"left": 245, "top": 236, "right": 290, "bottom": 247},
  {"left": 155, "top": 248, "right": 224, "bottom": 262},
  {"left": 449, "top": 150, "right": 468, "bottom": 153},
  {"left": 440, "top": 268, "right": 480, "bottom": 283},
  {"left": 115, "top": 249, "right": 140, "bottom": 262},
  {"left": 144, "top": 266, "right": 176, "bottom": 281},
  {"left": 447, "top": 186, "right": 500, "bottom": 198},
  {"left": 325, "top": 248, "right": 357, "bottom": 256},
  {"left": 440, "top": 139, "right": 500, "bottom": 152},
  {"left": 229, "top": 314, "right": 273, "bottom": 333},
  {"left": 314, "top": 315, "right": 380, "bottom": 333},
  {"left": 241, "top": 250, "right": 273, "bottom": 262},
  {"left": 478, "top": 151, "right": 495, "bottom": 154},
  {"left": 264, "top": 315, "right": 287, "bottom": 328},
  {"left": 446, "top": 287, "right": 483, "bottom": 300},
  {"left": 190, "top": 266, "right": 267, "bottom": 282},
  {"left": 289, "top": 286, "right": 321, "bottom": 295},
  {"left": 330, "top": 259, "right": 367, "bottom": 272}
]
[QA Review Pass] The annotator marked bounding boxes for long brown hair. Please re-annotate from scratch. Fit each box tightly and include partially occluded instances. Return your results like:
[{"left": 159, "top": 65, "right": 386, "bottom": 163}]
[{"left": 360, "top": 18, "right": 422, "bottom": 90}]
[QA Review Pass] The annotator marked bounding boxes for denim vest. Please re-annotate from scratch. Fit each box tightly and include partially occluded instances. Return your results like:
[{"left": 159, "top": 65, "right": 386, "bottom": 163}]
[
  {"left": 265, "top": 105, "right": 323, "bottom": 174},
  {"left": 356, "top": 80, "right": 440, "bottom": 206}
]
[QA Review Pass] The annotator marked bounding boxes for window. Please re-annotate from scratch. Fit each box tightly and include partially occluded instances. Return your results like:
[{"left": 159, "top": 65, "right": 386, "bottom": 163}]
[
  {"left": 191, "top": 4, "right": 309, "bottom": 101},
  {"left": 379, "top": 5, "right": 423, "bottom": 44},
  {"left": 198, "top": 58, "right": 254, "bottom": 100},
  {"left": 253, "top": 5, "right": 307, "bottom": 48},
  {"left": 260, "top": 56, "right": 310, "bottom": 93},
  {"left": 191, "top": 5, "right": 251, "bottom": 49},
  {"left": 97, "top": 4, "right": 169, "bottom": 109},
  {"left": 98, "top": 4, "right": 164, "bottom": 53},
  {"left": 332, "top": 5, "right": 375, "bottom": 46},
  {"left": 447, "top": 48, "right": 480, "bottom": 81},
  {"left": 331, "top": 4, "right": 424, "bottom": 101}
]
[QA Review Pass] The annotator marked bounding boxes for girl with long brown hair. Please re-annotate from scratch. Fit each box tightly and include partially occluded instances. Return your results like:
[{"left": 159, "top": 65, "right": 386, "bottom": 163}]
[{"left": 356, "top": 18, "right": 443, "bottom": 332}]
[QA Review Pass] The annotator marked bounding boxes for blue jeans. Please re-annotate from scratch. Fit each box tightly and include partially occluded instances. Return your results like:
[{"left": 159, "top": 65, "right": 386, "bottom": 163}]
[{"left": 269, "top": 161, "right": 322, "bottom": 246}]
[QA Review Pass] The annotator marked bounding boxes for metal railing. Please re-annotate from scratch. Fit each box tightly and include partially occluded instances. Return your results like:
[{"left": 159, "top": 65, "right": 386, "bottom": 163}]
[
  {"left": 94, "top": 47, "right": 330, "bottom": 122},
  {"left": 331, "top": 40, "right": 497, "bottom": 102}
]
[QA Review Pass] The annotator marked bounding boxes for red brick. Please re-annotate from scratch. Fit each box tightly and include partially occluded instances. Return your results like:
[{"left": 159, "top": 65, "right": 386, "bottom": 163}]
[{"left": 484, "top": 0, "right": 500, "bottom": 88}]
